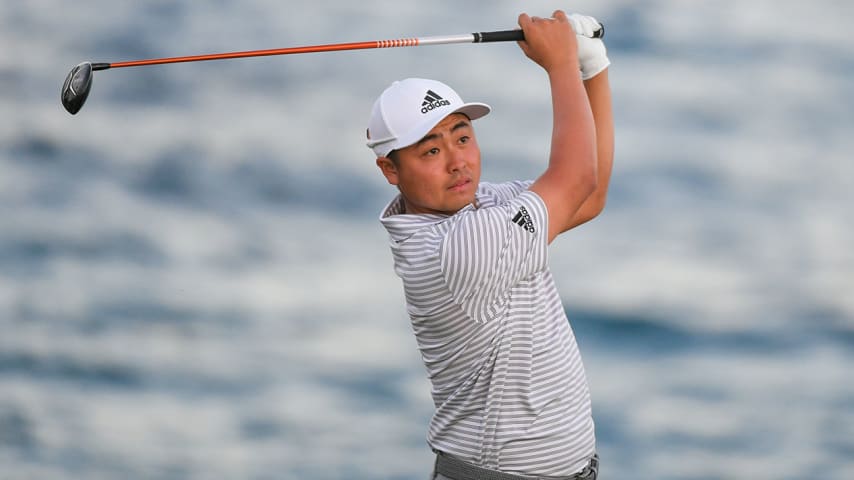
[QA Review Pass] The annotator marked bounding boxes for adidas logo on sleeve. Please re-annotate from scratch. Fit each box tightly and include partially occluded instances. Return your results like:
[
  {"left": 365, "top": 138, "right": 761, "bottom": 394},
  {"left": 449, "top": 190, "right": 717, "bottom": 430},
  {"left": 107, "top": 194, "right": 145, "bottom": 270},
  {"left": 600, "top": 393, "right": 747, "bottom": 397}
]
[{"left": 512, "top": 206, "right": 536, "bottom": 233}]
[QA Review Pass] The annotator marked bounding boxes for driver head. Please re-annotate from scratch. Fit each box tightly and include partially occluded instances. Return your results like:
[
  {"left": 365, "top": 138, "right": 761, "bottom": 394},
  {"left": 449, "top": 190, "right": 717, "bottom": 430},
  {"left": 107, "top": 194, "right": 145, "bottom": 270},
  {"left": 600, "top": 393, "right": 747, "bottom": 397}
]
[{"left": 61, "top": 62, "right": 93, "bottom": 115}]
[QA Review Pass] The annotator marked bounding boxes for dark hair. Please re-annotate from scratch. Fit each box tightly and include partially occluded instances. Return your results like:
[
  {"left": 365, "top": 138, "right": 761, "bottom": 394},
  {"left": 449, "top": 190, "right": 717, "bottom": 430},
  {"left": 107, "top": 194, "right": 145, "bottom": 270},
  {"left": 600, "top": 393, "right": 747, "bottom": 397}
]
[{"left": 387, "top": 150, "right": 399, "bottom": 165}]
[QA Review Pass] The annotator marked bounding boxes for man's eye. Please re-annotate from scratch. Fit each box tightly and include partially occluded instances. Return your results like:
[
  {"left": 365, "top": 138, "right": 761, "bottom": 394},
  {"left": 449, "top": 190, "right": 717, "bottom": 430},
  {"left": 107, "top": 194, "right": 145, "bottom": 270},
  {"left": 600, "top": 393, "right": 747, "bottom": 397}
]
[
  {"left": 426, "top": 148, "right": 440, "bottom": 156},
  {"left": 459, "top": 136, "right": 470, "bottom": 144}
]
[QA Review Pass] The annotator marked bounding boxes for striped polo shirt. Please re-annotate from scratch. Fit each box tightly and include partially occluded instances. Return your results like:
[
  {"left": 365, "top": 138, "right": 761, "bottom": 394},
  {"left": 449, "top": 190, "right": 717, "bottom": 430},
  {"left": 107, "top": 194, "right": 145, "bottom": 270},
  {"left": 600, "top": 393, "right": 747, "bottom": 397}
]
[{"left": 379, "top": 180, "right": 595, "bottom": 476}]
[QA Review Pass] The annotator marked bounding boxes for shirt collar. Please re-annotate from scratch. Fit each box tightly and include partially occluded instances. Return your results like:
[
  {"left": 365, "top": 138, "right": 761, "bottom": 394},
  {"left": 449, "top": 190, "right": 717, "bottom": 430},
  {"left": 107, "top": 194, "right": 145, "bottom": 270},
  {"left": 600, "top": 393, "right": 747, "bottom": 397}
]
[{"left": 379, "top": 194, "right": 477, "bottom": 243}]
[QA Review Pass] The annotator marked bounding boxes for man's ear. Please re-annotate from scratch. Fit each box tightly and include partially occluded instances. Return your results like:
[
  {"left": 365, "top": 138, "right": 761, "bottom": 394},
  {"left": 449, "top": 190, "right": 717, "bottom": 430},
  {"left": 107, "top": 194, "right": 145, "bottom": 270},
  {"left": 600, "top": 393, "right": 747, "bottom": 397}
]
[{"left": 376, "top": 157, "right": 399, "bottom": 186}]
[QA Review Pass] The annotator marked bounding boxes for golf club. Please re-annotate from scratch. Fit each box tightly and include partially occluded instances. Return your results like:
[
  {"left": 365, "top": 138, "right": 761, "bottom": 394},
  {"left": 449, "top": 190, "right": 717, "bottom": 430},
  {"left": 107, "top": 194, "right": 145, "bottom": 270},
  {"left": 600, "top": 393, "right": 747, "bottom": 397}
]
[{"left": 61, "top": 25, "right": 603, "bottom": 115}]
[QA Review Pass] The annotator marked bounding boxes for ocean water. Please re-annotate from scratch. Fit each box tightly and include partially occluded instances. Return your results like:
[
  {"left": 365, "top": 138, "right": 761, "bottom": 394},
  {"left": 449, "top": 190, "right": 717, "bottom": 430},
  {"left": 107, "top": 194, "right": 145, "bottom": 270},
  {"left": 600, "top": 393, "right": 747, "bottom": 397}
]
[{"left": 2, "top": 1, "right": 853, "bottom": 479}]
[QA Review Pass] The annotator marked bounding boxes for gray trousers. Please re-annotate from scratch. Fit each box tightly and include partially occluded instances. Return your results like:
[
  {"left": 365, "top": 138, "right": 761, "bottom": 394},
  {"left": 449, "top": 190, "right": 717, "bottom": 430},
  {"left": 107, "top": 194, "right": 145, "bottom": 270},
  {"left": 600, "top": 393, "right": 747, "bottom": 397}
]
[
  {"left": 430, "top": 453, "right": 599, "bottom": 480},
  {"left": 432, "top": 472, "right": 597, "bottom": 480}
]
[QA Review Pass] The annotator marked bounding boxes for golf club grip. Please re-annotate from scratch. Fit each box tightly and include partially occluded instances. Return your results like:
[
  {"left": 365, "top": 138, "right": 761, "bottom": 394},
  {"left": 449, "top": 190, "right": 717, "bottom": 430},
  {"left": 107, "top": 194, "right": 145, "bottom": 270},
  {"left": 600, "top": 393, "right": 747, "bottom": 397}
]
[
  {"left": 475, "top": 24, "right": 604, "bottom": 43},
  {"left": 474, "top": 30, "right": 524, "bottom": 43}
]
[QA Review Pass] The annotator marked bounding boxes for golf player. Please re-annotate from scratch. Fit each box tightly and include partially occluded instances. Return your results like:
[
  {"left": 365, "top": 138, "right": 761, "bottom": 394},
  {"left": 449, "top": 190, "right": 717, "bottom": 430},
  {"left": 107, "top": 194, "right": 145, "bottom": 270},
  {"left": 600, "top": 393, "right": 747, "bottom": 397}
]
[{"left": 367, "top": 11, "right": 613, "bottom": 480}]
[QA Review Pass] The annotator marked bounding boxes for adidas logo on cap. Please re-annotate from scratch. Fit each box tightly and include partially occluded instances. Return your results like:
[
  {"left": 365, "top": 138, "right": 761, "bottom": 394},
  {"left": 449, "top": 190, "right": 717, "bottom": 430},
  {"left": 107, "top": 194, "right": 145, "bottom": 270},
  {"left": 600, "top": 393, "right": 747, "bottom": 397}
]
[{"left": 420, "top": 90, "right": 451, "bottom": 114}]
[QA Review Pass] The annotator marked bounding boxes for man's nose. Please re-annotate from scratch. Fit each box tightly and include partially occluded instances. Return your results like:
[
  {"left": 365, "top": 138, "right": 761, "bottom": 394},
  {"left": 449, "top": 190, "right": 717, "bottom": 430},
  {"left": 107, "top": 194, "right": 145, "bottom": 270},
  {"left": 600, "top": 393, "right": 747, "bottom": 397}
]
[{"left": 447, "top": 148, "right": 466, "bottom": 172}]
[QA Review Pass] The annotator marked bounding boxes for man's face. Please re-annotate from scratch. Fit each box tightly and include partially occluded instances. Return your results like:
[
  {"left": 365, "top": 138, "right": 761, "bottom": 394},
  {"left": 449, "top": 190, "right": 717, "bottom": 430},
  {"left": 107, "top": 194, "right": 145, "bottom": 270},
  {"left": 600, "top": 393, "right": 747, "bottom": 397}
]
[{"left": 377, "top": 113, "right": 481, "bottom": 215}]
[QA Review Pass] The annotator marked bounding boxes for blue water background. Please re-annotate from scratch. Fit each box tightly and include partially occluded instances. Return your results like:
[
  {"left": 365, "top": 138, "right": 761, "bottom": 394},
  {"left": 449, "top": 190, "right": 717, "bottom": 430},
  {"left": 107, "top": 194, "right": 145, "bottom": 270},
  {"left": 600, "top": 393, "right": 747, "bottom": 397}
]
[{"left": 2, "top": 1, "right": 853, "bottom": 479}]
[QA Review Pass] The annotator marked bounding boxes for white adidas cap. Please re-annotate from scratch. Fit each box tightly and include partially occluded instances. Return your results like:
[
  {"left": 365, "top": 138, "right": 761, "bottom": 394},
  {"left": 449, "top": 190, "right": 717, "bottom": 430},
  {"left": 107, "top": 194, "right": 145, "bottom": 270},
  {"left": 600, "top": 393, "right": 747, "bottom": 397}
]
[{"left": 366, "top": 78, "right": 491, "bottom": 158}]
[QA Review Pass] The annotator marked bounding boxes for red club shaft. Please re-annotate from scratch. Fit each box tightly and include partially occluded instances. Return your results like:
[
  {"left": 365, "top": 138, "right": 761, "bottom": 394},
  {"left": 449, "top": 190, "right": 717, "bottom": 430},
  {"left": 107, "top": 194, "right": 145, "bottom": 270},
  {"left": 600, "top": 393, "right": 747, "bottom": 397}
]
[{"left": 94, "top": 38, "right": 424, "bottom": 70}]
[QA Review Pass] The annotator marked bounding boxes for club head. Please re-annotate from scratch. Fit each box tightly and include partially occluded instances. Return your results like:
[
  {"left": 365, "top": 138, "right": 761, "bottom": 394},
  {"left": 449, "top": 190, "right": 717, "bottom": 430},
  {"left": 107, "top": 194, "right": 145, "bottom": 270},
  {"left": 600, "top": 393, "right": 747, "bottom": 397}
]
[{"left": 61, "top": 62, "right": 93, "bottom": 115}]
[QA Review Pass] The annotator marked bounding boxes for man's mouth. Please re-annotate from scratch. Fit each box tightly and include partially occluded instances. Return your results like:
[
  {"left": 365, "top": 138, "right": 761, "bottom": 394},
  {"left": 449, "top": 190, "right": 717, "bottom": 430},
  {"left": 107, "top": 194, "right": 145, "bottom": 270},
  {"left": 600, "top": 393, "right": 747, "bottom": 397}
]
[{"left": 448, "top": 178, "right": 471, "bottom": 192}]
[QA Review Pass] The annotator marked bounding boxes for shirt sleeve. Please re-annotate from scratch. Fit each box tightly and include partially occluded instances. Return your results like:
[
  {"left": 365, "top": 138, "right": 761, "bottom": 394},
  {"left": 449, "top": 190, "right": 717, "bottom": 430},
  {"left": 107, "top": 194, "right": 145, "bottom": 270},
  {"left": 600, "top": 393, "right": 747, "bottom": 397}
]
[
  {"left": 439, "top": 189, "right": 549, "bottom": 323},
  {"left": 480, "top": 180, "right": 534, "bottom": 203}
]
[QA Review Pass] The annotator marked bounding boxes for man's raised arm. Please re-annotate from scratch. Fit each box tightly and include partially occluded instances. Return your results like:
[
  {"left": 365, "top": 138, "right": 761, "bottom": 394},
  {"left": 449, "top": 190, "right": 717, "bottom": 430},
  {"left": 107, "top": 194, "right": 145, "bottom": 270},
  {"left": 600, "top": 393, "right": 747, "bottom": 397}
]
[{"left": 519, "top": 11, "right": 599, "bottom": 244}]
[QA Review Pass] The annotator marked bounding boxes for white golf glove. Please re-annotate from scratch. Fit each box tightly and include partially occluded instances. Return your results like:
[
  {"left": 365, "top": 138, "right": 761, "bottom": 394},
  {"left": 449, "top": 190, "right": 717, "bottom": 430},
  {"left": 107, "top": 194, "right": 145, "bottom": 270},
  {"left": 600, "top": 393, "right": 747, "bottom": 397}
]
[{"left": 568, "top": 14, "right": 610, "bottom": 80}]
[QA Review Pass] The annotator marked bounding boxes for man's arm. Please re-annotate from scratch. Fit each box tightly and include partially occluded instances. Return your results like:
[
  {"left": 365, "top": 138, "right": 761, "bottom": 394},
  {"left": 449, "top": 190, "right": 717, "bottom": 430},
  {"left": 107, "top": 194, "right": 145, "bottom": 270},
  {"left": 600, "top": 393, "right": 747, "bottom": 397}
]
[
  {"left": 518, "top": 11, "right": 599, "bottom": 244},
  {"left": 563, "top": 69, "right": 614, "bottom": 231}
]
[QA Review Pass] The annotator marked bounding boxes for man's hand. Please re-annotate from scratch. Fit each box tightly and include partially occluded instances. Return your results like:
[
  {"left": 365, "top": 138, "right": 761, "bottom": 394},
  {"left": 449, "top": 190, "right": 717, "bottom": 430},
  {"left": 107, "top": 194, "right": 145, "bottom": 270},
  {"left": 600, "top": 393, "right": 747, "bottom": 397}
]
[
  {"left": 516, "top": 11, "right": 578, "bottom": 74},
  {"left": 568, "top": 14, "right": 610, "bottom": 80}
]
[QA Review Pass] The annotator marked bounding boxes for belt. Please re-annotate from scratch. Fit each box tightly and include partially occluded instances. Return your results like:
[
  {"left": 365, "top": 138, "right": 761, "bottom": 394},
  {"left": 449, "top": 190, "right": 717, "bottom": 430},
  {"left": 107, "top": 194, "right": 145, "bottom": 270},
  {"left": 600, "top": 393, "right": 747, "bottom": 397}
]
[{"left": 434, "top": 451, "right": 599, "bottom": 480}]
